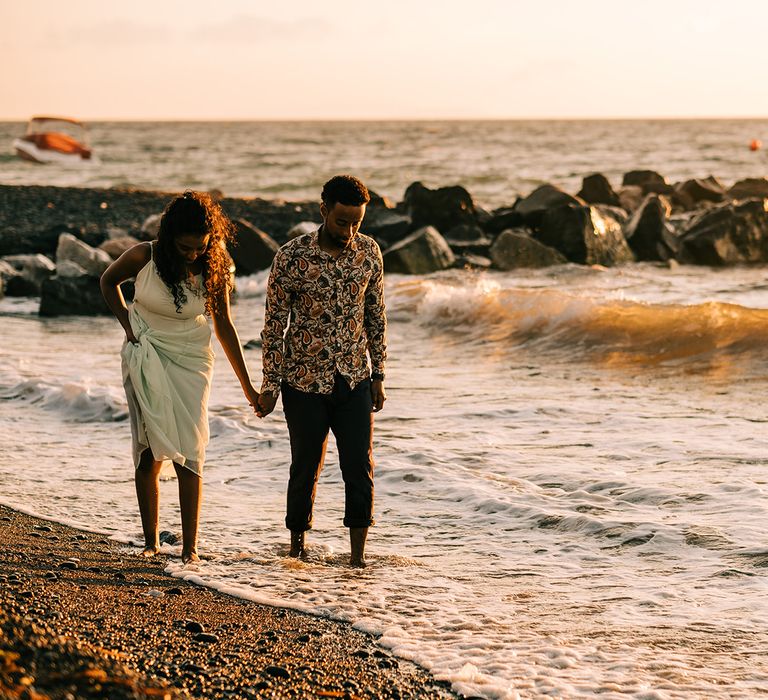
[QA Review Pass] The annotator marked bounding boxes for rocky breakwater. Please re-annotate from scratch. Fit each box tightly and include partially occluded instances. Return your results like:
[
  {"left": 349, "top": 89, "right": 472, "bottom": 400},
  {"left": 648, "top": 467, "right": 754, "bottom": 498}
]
[{"left": 3, "top": 174, "right": 768, "bottom": 315}]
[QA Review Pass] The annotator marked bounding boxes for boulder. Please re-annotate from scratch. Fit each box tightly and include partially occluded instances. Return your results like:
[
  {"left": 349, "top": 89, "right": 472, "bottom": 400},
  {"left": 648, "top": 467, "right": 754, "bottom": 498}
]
[
  {"left": 383, "top": 226, "right": 455, "bottom": 274},
  {"left": 286, "top": 221, "right": 318, "bottom": 240},
  {"left": 481, "top": 207, "right": 526, "bottom": 236},
  {"left": 368, "top": 190, "right": 396, "bottom": 209},
  {"left": 577, "top": 173, "right": 621, "bottom": 207},
  {"left": 454, "top": 254, "right": 492, "bottom": 270},
  {"left": 141, "top": 213, "right": 163, "bottom": 239},
  {"left": 728, "top": 178, "right": 768, "bottom": 200},
  {"left": 402, "top": 182, "right": 477, "bottom": 232},
  {"left": 622, "top": 170, "right": 673, "bottom": 195},
  {"left": 56, "top": 233, "right": 113, "bottom": 277},
  {"left": 490, "top": 229, "right": 567, "bottom": 269},
  {"left": 56, "top": 260, "right": 90, "bottom": 278},
  {"left": 0, "top": 224, "right": 84, "bottom": 257},
  {"left": 533, "top": 205, "right": 634, "bottom": 266},
  {"left": 618, "top": 185, "right": 645, "bottom": 213},
  {"left": 100, "top": 236, "right": 141, "bottom": 260},
  {"left": 623, "top": 195, "right": 677, "bottom": 261},
  {"left": 40, "top": 276, "right": 134, "bottom": 316},
  {"left": 230, "top": 219, "right": 280, "bottom": 275},
  {"left": 363, "top": 209, "right": 412, "bottom": 248},
  {"left": 0, "top": 260, "right": 18, "bottom": 299},
  {"left": 673, "top": 177, "right": 726, "bottom": 209},
  {"left": 678, "top": 199, "right": 768, "bottom": 265},
  {"left": 514, "top": 184, "right": 584, "bottom": 220},
  {"left": 444, "top": 224, "right": 492, "bottom": 256},
  {"left": 0, "top": 254, "right": 56, "bottom": 296}
]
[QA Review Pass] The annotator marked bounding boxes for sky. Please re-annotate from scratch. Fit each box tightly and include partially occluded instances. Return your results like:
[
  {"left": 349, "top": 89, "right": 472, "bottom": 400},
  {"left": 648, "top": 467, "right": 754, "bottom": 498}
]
[{"left": 2, "top": 0, "right": 767, "bottom": 120}]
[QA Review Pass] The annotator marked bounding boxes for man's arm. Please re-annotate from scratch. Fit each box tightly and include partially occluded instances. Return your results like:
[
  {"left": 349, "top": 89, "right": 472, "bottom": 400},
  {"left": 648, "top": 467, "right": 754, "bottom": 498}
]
[
  {"left": 364, "top": 243, "right": 387, "bottom": 412},
  {"left": 256, "top": 249, "right": 290, "bottom": 418}
]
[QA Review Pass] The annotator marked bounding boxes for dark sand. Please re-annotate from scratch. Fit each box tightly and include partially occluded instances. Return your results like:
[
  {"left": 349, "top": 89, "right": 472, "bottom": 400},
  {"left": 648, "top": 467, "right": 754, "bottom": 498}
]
[{"left": 0, "top": 504, "right": 463, "bottom": 700}]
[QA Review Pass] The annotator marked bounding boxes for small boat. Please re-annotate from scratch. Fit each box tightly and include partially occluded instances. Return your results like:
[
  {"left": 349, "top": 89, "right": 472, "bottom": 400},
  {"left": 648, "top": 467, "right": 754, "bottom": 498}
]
[{"left": 12, "top": 116, "right": 93, "bottom": 164}]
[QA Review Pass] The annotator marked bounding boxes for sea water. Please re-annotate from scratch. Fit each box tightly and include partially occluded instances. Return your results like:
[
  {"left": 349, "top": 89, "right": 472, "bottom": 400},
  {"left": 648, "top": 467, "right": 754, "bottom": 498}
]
[
  {"left": 2, "top": 265, "right": 768, "bottom": 699},
  {"left": 2, "top": 120, "right": 768, "bottom": 698}
]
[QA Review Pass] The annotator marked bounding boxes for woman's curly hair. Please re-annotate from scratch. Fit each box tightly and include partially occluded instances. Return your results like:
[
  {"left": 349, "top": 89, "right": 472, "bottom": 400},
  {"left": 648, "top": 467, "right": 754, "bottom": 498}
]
[{"left": 155, "top": 191, "right": 234, "bottom": 316}]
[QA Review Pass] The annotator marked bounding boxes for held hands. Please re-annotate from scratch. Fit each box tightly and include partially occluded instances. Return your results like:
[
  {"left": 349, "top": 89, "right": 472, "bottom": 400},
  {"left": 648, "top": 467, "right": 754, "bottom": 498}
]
[
  {"left": 243, "top": 384, "right": 261, "bottom": 413},
  {"left": 371, "top": 379, "right": 386, "bottom": 412},
  {"left": 255, "top": 391, "right": 278, "bottom": 419}
]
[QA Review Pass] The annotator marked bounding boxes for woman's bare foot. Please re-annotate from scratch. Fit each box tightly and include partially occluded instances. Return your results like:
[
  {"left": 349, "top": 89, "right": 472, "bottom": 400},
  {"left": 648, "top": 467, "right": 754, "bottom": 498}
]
[
  {"left": 141, "top": 545, "right": 160, "bottom": 558},
  {"left": 181, "top": 550, "right": 200, "bottom": 564}
]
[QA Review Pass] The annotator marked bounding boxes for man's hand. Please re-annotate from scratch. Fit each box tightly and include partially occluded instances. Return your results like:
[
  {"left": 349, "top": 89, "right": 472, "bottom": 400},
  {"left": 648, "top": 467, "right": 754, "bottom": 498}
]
[
  {"left": 371, "top": 380, "right": 386, "bottom": 412},
  {"left": 256, "top": 391, "right": 278, "bottom": 418}
]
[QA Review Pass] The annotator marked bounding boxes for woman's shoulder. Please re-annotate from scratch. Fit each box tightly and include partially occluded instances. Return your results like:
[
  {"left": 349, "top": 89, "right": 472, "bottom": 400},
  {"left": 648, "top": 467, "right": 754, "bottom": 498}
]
[{"left": 127, "top": 241, "right": 153, "bottom": 266}]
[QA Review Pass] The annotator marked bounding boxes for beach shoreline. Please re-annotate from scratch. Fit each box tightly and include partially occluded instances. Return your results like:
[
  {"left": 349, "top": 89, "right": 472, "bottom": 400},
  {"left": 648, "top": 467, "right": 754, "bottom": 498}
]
[{"left": 0, "top": 503, "right": 462, "bottom": 700}]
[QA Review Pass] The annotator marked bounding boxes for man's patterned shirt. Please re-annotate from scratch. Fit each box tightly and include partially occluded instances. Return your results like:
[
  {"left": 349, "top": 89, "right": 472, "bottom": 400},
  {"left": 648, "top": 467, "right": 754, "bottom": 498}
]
[{"left": 260, "top": 229, "right": 387, "bottom": 395}]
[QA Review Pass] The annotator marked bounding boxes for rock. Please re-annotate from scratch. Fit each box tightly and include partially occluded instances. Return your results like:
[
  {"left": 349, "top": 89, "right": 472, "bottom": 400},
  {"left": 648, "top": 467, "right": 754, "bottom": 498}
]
[
  {"left": 0, "top": 223, "right": 84, "bottom": 257},
  {"left": 618, "top": 185, "right": 645, "bottom": 213},
  {"left": 533, "top": 205, "right": 634, "bottom": 266},
  {"left": 167, "top": 587, "right": 183, "bottom": 596},
  {"left": 56, "top": 260, "right": 89, "bottom": 278},
  {"left": 383, "top": 226, "right": 455, "bottom": 274},
  {"left": 728, "top": 178, "right": 768, "bottom": 200},
  {"left": 577, "top": 173, "right": 621, "bottom": 206},
  {"left": 286, "top": 221, "right": 318, "bottom": 240},
  {"left": 0, "top": 260, "right": 14, "bottom": 297},
  {"left": 230, "top": 219, "right": 279, "bottom": 275},
  {"left": 622, "top": 170, "right": 673, "bottom": 195},
  {"left": 56, "top": 233, "right": 113, "bottom": 278},
  {"left": 514, "top": 184, "right": 585, "bottom": 220},
  {"left": 0, "top": 254, "right": 56, "bottom": 296},
  {"left": 39, "top": 276, "right": 134, "bottom": 316},
  {"left": 454, "top": 254, "right": 492, "bottom": 269},
  {"left": 679, "top": 199, "right": 768, "bottom": 265},
  {"left": 623, "top": 195, "right": 678, "bottom": 261},
  {"left": 673, "top": 177, "right": 726, "bottom": 208},
  {"left": 185, "top": 621, "right": 205, "bottom": 634},
  {"left": 367, "top": 190, "right": 396, "bottom": 208},
  {"left": 99, "top": 236, "right": 141, "bottom": 260},
  {"left": 490, "top": 229, "right": 567, "bottom": 269},
  {"left": 444, "top": 224, "right": 492, "bottom": 256},
  {"left": 194, "top": 633, "right": 219, "bottom": 644},
  {"left": 243, "top": 338, "right": 262, "bottom": 349},
  {"left": 158, "top": 530, "right": 179, "bottom": 545},
  {"left": 141, "top": 213, "right": 163, "bottom": 238},
  {"left": 59, "top": 561, "right": 78, "bottom": 570},
  {"left": 105, "top": 224, "right": 131, "bottom": 239},
  {"left": 363, "top": 209, "right": 412, "bottom": 248},
  {"left": 264, "top": 665, "right": 290, "bottom": 679},
  {"left": 402, "top": 181, "right": 477, "bottom": 232},
  {"left": 482, "top": 207, "right": 526, "bottom": 236}
]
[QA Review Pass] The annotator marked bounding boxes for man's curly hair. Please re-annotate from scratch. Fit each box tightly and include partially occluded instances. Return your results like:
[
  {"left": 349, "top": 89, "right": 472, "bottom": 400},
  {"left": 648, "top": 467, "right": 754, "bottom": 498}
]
[
  {"left": 321, "top": 175, "right": 370, "bottom": 209},
  {"left": 155, "top": 191, "right": 234, "bottom": 316}
]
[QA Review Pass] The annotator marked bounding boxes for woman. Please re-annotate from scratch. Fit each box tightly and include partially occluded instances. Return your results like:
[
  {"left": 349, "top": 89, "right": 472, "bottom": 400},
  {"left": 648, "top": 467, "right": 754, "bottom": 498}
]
[{"left": 100, "top": 191, "right": 259, "bottom": 563}]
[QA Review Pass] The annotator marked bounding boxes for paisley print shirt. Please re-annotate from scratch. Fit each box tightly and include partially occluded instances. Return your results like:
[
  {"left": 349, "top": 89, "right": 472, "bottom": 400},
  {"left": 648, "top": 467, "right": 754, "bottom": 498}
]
[{"left": 260, "top": 229, "right": 387, "bottom": 395}]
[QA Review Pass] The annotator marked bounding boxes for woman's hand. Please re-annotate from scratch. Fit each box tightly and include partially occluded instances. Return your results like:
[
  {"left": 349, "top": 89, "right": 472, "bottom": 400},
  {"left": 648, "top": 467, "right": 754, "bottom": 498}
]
[
  {"left": 126, "top": 329, "right": 140, "bottom": 345},
  {"left": 244, "top": 383, "right": 260, "bottom": 412}
]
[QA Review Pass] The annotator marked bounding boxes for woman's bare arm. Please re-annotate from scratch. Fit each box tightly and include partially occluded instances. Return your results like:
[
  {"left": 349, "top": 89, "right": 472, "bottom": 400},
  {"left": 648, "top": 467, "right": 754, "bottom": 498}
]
[{"left": 100, "top": 242, "right": 151, "bottom": 343}]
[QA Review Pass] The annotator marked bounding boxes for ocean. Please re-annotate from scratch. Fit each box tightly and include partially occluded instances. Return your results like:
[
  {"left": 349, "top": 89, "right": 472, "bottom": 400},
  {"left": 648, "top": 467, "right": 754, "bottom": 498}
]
[{"left": 1, "top": 120, "right": 768, "bottom": 699}]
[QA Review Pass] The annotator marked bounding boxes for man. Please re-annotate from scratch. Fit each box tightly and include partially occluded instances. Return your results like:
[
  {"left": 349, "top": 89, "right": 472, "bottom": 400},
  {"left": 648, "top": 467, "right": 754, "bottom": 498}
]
[{"left": 256, "top": 174, "right": 387, "bottom": 567}]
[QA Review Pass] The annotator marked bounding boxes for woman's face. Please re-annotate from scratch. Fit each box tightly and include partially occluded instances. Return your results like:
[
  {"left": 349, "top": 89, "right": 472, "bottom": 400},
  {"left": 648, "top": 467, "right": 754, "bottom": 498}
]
[{"left": 174, "top": 233, "right": 210, "bottom": 265}]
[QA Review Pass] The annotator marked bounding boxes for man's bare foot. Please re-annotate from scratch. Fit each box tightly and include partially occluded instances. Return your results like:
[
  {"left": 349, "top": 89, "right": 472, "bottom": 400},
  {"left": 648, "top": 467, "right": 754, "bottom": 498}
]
[
  {"left": 181, "top": 550, "right": 200, "bottom": 564},
  {"left": 349, "top": 527, "right": 368, "bottom": 568},
  {"left": 141, "top": 545, "right": 160, "bottom": 558},
  {"left": 289, "top": 531, "right": 307, "bottom": 559}
]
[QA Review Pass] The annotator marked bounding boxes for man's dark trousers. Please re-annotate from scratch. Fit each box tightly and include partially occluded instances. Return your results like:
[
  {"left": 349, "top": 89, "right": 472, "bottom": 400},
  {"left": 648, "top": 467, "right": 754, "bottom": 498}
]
[{"left": 281, "top": 374, "right": 375, "bottom": 532}]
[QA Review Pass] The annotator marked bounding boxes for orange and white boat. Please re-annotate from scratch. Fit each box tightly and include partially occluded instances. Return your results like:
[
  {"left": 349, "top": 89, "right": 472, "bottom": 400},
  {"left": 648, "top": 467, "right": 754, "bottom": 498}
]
[{"left": 13, "top": 116, "right": 93, "bottom": 164}]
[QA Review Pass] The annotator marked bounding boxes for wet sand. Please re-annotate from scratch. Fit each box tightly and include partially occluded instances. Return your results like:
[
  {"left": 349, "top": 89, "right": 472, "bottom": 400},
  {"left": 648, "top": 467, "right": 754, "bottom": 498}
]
[{"left": 0, "top": 504, "right": 463, "bottom": 700}]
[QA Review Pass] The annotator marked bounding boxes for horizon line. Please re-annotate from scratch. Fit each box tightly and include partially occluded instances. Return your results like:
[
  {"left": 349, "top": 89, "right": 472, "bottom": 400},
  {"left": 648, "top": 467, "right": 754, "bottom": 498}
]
[{"left": 2, "top": 115, "right": 768, "bottom": 123}]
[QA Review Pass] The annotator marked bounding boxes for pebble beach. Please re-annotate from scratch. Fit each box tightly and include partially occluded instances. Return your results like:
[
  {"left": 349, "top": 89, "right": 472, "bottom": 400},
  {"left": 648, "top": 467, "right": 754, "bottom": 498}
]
[{"left": 0, "top": 504, "right": 461, "bottom": 700}]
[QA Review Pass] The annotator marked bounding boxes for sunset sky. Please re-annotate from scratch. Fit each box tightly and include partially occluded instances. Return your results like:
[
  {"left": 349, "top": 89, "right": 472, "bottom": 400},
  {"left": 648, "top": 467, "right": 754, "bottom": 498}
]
[{"left": 2, "top": 0, "right": 767, "bottom": 120}]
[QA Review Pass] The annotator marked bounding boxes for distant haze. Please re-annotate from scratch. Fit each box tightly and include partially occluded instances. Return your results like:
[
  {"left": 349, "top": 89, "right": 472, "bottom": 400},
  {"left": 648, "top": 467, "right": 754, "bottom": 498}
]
[{"left": 2, "top": 0, "right": 767, "bottom": 120}]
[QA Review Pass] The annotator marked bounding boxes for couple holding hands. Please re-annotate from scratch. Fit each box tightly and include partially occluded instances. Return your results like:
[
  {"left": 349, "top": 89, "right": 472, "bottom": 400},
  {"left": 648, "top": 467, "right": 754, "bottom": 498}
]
[{"left": 100, "top": 175, "right": 386, "bottom": 568}]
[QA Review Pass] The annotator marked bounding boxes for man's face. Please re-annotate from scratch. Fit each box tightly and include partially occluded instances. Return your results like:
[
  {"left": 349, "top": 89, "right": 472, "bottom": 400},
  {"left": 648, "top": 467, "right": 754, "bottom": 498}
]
[{"left": 321, "top": 202, "right": 366, "bottom": 248}]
